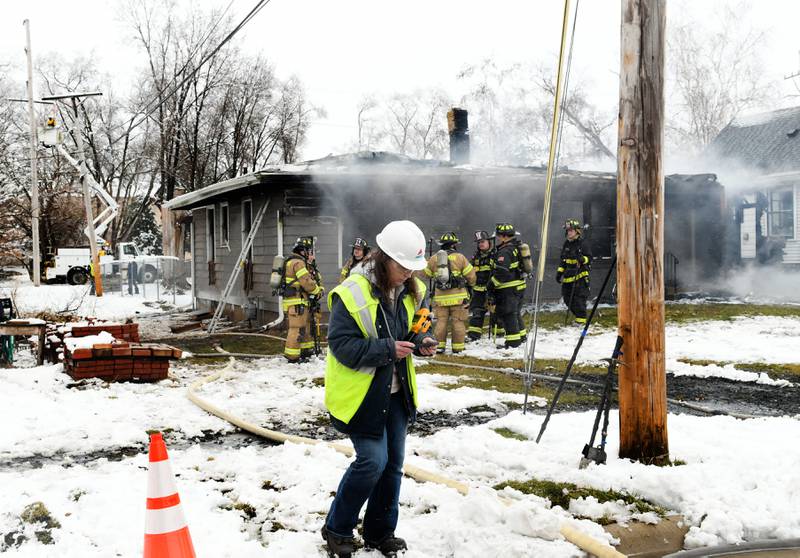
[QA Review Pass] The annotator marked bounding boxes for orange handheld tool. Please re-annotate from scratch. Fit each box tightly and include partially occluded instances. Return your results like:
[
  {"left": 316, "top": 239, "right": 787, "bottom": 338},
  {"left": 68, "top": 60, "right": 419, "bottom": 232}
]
[
  {"left": 405, "top": 308, "right": 432, "bottom": 345},
  {"left": 410, "top": 308, "right": 432, "bottom": 334}
]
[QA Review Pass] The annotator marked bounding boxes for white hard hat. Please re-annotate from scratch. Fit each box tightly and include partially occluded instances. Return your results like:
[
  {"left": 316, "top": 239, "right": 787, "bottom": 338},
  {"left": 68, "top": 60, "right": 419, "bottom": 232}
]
[{"left": 375, "top": 220, "right": 428, "bottom": 271}]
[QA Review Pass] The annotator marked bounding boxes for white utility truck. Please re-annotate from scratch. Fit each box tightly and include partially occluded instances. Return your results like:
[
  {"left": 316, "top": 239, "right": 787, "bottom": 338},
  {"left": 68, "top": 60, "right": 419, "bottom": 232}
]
[{"left": 44, "top": 242, "right": 161, "bottom": 285}]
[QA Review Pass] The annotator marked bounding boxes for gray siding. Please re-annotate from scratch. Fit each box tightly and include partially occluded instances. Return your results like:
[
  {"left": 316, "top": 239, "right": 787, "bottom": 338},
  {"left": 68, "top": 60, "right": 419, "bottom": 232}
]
[{"left": 188, "top": 191, "right": 343, "bottom": 320}]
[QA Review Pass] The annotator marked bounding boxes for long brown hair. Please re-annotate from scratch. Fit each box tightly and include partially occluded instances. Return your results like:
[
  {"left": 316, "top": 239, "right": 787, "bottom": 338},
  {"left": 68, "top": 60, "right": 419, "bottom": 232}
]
[{"left": 367, "top": 248, "right": 420, "bottom": 303}]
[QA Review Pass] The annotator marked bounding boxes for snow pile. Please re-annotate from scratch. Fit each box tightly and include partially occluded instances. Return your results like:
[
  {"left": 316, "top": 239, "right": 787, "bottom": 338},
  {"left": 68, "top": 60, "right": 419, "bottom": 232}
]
[
  {"left": 64, "top": 332, "right": 116, "bottom": 352},
  {"left": 0, "top": 364, "right": 230, "bottom": 460},
  {"left": 436, "top": 411, "right": 800, "bottom": 549}
]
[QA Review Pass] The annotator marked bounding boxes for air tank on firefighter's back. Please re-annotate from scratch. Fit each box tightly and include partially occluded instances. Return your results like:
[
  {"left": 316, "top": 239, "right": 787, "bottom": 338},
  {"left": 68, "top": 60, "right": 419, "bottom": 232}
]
[
  {"left": 519, "top": 242, "right": 533, "bottom": 274},
  {"left": 435, "top": 249, "right": 450, "bottom": 285},
  {"left": 269, "top": 255, "right": 285, "bottom": 290}
]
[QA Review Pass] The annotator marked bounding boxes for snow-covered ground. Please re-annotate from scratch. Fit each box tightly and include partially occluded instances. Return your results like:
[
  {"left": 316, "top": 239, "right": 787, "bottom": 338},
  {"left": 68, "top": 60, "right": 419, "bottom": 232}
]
[
  {"left": 462, "top": 314, "right": 800, "bottom": 385},
  {"left": 1, "top": 286, "right": 799, "bottom": 556},
  {"left": 1, "top": 273, "right": 192, "bottom": 323}
]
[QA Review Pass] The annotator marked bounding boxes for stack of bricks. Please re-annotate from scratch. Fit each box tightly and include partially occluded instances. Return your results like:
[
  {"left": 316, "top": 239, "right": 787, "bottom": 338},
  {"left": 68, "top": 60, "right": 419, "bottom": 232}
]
[
  {"left": 43, "top": 320, "right": 141, "bottom": 363},
  {"left": 53, "top": 321, "right": 181, "bottom": 382},
  {"left": 68, "top": 322, "right": 140, "bottom": 343},
  {"left": 65, "top": 341, "right": 182, "bottom": 382}
]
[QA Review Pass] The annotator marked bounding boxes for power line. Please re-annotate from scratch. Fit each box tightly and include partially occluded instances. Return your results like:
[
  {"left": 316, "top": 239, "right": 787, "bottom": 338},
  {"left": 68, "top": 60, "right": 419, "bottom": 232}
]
[
  {"left": 104, "top": 0, "right": 272, "bottom": 148},
  {"left": 104, "top": 0, "right": 234, "bottom": 137}
]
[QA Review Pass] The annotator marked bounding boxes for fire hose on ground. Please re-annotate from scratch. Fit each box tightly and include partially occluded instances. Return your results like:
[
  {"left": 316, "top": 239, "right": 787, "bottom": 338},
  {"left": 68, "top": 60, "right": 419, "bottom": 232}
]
[{"left": 186, "top": 352, "right": 626, "bottom": 558}]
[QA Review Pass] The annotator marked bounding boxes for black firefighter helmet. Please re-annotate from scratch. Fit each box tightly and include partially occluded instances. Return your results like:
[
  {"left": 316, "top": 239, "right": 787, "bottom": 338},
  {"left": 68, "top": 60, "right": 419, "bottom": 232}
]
[
  {"left": 438, "top": 231, "right": 460, "bottom": 249},
  {"left": 473, "top": 230, "right": 491, "bottom": 242},
  {"left": 350, "top": 237, "right": 370, "bottom": 257},
  {"left": 350, "top": 237, "right": 369, "bottom": 250},
  {"left": 563, "top": 219, "right": 583, "bottom": 235},
  {"left": 293, "top": 236, "right": 315, "bottom": 254},
  {"left": 494, "top": 223, "right": 516, "bottom": 237}
]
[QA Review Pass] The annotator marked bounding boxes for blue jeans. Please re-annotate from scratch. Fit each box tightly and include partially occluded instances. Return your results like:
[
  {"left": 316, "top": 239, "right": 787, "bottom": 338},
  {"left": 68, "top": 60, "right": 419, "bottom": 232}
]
[{"left": 325, "top": 393, "right": 408, "bottom": 542}]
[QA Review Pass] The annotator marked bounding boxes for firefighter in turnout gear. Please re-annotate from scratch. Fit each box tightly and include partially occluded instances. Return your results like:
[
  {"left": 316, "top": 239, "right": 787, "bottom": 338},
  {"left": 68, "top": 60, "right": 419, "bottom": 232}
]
[
  {"left": 467, "top": 230, "right": 494, "bottom": 341},
  {"left": 283, "top": 236, "right": 324, "bottom": 362},
  {"left": 557, "top": 219, "right": 592, "bottom": 325},
  {"left": 424, "top": 232, "right": 476, "bottom": 353},
  {"left": 489, "top": 223, "right": 527, "bottom": 348},
  {"left": 339, "top": 237, "right": 370, "bottom": 283}
]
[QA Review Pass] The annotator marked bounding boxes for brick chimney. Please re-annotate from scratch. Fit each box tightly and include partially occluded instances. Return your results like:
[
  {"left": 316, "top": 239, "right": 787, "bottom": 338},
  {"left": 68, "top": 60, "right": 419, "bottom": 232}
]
[{"left": 447, "top": 108, "right": 470, "bottom": 164}]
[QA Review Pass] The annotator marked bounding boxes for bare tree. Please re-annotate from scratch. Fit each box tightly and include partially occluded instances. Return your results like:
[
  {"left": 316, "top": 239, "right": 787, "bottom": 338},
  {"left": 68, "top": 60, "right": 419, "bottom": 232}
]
[
  {"left": 356, "top": 95, "right": 379, "bottom": 151},
  {"left": 535, "top": 69, "right": 616, "bottom": 161},
  {"left": 0, "top": 71, "right": 89, "bottom": 273},
  {"left": 385, "top": 94, "right": 419, "bottom": 155},
  {"left": 666, "top": 1, "right": 776, "bottom": 152},
  {"left": 458, "top": 59, "right": 555, "bottom": 165},
  {"left": 410, "top": 89, "right": 450, "bottom": 160}
]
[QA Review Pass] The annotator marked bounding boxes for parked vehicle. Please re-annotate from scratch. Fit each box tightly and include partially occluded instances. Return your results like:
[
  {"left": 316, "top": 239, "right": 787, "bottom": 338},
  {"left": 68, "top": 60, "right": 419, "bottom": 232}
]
[{"left": 44, "top": 242, "right": 163, "bottom": 285}]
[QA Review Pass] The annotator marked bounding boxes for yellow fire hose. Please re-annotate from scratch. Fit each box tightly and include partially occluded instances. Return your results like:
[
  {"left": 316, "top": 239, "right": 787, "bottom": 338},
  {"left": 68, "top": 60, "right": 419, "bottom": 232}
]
[{"left": 186, "top": 356, "right": 626, "bottom": 557}]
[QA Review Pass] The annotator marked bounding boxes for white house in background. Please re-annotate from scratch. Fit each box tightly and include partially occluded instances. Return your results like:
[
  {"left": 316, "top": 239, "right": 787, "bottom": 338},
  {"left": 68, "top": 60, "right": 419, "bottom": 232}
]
[{"left": 709, "top": 106, "right": 800, "bottom": 265}]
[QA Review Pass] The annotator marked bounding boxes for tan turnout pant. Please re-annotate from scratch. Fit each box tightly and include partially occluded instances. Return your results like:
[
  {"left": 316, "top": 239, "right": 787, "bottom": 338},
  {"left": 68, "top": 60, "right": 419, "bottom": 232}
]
[
  {"left": 285, "top": 304, "right": 313, "bottom": 361},
  {"left": 434, "top": 304, "right": 469, "bottom": 353}
]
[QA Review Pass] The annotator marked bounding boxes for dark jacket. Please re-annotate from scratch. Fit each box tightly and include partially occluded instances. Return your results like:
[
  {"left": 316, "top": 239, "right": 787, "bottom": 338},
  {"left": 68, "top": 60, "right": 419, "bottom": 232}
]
[
  {"left": 326, "top": 269, "right": 432, "bottom": 438},
  {"left": 558, "top": 237, "right": 592, "bottom": 283},
  {"left": 491, "top": 238, "right": 524, "bottom": 288},
  {"left": 471, "top": 249, "right": 493, "bottom": 290}
]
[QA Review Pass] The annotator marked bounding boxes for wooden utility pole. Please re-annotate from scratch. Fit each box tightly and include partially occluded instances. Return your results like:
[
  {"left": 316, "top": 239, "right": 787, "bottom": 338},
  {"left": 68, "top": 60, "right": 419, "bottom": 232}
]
[
  {"left": 23, "top": 20, "right": 40, "bottom": 287},
  {"left": 616, "top": 0, "right": 669, "bottom": 463}
]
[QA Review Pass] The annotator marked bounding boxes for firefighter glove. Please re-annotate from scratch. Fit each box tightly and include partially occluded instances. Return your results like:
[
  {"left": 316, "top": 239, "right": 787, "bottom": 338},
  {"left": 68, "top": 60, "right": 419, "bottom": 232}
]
[{"left": 556, "top": 271, "right": 563, "bottom": 284}]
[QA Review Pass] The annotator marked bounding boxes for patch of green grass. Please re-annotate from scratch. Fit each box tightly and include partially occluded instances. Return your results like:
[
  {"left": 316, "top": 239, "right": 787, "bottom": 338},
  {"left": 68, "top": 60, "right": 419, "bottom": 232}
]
[
  {"left": 677, "top": 358, "right": 800, "bottom": 381},
  {"left": 223, "top": 501, "right": 257, "bottom": 520},
  {"left": 217, "top": 335, "right": 284, "bottom": 355},
  {"left": 19, "top": 502, "right": 61, "bottom": 545},
  {"left": 170, "top": 334, "right": 283, "bottom": 363},
  {"left": 494, "top": 478, "right": 666, "bottom": 523},
  {"left": 529, "top": 308, "right": 618, "bottom": 330},
  {"left": 736, "top": 362, "right": 800, "bottom": 381},
  {"left": 418, "top": 362, "right": 598, "bottom": 407},
  {"left": 20, "top": 503, "right": 60, "bottom": 528},
  {"left": 433, "top": 354, "right": 607, "bottom": 375},
  {"left": 655, "top": 458, "right": 687, "bottom": 467},
  {"left": 418, "top": 362, "right": 530, "bottom": 394},
  {"left": 525, "top": 303, "right": 800, "bottom": 331},
  {"left": 492, "top": 427, "right": 529, "bottom": 441},
  {"left": 665, "top": 303, "right": 800, "bottom": 323}
]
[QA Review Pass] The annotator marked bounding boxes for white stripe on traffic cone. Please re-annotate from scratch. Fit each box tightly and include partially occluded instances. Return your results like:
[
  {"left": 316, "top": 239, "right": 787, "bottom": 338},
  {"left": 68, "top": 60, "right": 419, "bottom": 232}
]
[{"left": 144, "top": 433, "right": 196, "bottom": 558}]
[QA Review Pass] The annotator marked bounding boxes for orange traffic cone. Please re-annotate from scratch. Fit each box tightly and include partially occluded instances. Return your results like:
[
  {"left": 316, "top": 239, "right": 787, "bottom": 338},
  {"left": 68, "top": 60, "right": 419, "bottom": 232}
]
[{"left": 144, "top": 432, "right": 196, "bottom": 558}]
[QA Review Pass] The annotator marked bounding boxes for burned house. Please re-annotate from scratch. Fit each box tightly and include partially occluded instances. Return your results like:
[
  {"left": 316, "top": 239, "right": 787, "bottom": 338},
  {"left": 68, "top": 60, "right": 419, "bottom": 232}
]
[
  {"left": 708, "top": 106, "right": 800, "bottom": 265},
  {"left": 165, "top": 152, "right": 725, "bottom": 325}
]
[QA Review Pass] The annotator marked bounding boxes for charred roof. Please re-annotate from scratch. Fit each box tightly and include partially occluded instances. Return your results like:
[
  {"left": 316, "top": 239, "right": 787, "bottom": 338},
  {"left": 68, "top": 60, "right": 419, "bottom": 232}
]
[{"left": 165, "top": 151, "right": 714, "bottom": 211}]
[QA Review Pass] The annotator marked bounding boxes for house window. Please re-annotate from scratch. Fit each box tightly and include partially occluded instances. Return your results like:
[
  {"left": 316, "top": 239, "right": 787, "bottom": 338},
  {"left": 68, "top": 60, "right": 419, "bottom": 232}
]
[
  {"left": 768, "top": 188, "right": 794, "bottom": 238},
  {"left": 206, "top": 207, "right": 216, "bottom": 262},
  {"left": 220, "top": 202, "right": 230, "bottom": 246}
]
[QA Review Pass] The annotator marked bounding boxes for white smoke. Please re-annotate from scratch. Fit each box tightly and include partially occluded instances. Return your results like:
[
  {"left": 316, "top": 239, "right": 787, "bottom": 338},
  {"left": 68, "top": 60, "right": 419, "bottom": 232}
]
[{"left": 708, "top": 264, "right": 800, "bottom": 303}]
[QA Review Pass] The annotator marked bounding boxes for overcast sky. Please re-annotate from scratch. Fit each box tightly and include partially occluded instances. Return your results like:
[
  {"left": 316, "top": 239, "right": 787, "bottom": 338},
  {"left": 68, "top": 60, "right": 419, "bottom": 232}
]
[{"left": 2, "top": 0, "right": 800, "bottom": 160}]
